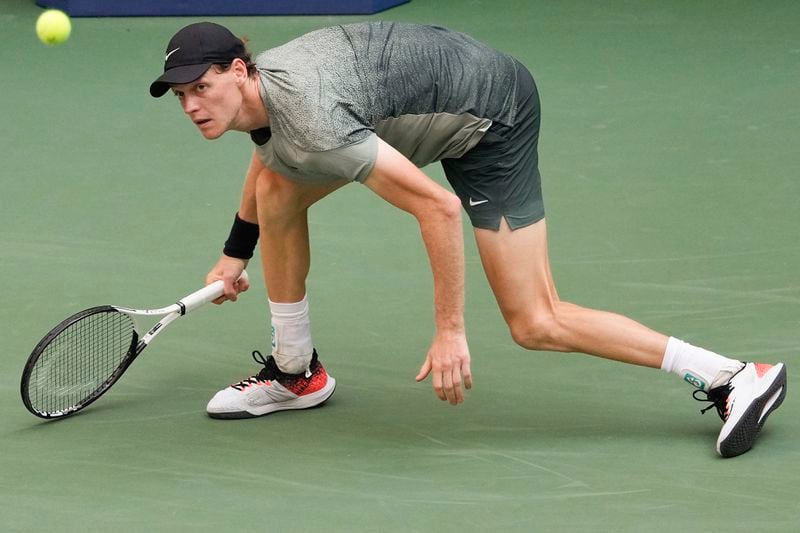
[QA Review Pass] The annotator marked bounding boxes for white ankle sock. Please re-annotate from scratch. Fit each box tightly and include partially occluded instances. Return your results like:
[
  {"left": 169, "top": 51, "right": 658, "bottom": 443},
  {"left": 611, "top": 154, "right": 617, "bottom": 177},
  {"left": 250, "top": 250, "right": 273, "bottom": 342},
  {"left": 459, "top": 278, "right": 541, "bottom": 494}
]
[
  {"left": 661, "top": 337, "right": 744, "bottom": 390},
  {"left": 269, "top": 295, "right": 313, "bottom": 374}
]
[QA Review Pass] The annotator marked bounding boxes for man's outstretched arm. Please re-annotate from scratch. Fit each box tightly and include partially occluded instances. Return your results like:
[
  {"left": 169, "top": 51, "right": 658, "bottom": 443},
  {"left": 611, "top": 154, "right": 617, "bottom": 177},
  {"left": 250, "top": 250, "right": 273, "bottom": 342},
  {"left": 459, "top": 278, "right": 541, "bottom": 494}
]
[{"left": 363, "top": 138, "right": 473, "bottom": 405}]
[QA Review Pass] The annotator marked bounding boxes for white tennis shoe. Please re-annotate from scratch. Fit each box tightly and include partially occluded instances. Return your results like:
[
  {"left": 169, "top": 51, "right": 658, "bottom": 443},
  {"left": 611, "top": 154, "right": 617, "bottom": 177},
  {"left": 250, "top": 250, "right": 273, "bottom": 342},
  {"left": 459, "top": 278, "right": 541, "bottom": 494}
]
[
  {"left": 695, "top": 362, "right": 787, "bottom": 458},
  {"left": 207, "top": 350, "right": 335, "bottom": 419}
]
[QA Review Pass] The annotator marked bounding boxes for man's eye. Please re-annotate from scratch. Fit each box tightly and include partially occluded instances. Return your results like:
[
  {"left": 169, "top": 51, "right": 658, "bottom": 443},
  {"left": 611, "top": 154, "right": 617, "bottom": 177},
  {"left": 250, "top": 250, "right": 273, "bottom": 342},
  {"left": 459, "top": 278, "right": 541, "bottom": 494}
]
[{"left": 196, "top": 84, "right": 207, "bottom": 92}]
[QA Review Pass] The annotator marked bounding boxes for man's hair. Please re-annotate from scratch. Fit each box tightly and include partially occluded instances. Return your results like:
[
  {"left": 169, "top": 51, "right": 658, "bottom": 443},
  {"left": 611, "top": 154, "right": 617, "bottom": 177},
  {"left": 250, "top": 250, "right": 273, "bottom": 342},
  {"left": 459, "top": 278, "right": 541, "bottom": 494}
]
[{"left": 213, "top": 37, "right": 257, "bottom": 76}]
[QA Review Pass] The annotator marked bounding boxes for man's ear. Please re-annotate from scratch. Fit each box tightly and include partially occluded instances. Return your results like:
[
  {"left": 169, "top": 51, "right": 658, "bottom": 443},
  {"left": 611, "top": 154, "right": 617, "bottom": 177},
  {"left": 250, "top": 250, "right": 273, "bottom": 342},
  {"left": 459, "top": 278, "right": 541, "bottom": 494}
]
[{"left": 232, "top": 57, "right": 249, "bottom": 82}]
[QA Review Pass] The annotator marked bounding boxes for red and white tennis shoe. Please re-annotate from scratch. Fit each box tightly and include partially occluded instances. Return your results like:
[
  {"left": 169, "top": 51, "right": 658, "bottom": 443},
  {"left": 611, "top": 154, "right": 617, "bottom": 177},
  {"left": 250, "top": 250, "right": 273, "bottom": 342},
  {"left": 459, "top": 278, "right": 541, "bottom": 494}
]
[
  {"left": 695, "top": 362, "right": 787, "bottom": 458},
  {"left": 207, "top": 350, "right": 335, "bottom": 419}
]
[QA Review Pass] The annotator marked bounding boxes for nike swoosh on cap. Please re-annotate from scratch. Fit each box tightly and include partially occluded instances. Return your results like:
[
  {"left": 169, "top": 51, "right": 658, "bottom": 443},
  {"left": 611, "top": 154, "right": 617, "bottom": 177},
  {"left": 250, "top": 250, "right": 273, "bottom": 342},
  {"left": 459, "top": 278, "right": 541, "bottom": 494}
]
[{"left": 165, "top": 47, "right": 180, "bottom": 61}]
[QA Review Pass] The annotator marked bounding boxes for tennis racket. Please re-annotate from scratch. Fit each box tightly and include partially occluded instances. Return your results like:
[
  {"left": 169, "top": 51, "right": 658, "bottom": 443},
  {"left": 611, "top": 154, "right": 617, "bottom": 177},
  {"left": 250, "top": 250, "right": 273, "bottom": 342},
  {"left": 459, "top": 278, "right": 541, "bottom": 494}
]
[{"left": 21, "top": 271, "right": 248, "bottom": 420}]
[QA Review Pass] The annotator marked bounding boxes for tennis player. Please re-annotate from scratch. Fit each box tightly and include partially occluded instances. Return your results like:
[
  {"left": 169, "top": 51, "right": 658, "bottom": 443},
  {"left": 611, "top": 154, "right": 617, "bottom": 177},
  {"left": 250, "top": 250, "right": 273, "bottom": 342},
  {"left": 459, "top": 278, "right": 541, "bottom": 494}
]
[{"left": 149, "top": 22, "right": 786, "bottom": 457}]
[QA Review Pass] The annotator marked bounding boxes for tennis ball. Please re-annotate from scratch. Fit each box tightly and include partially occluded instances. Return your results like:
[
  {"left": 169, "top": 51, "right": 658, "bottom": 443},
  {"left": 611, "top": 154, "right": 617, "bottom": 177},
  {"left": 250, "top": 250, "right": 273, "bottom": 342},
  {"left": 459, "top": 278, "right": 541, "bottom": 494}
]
[{"left": 36, "top": 9, "right": 71, "bottom": 46}]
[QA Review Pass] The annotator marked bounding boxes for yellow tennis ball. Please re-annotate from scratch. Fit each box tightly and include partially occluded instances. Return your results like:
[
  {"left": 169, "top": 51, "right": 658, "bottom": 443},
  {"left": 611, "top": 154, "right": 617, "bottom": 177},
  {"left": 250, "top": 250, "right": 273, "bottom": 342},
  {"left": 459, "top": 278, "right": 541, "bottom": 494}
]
[{"left": 36, "top": 9, "right": 72, "bottom": 46}]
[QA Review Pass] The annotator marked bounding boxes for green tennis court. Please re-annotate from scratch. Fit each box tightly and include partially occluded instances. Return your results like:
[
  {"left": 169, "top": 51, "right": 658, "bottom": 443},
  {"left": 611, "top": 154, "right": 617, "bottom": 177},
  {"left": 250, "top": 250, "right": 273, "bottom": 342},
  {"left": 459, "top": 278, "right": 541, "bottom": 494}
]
[{"left": 2, "top": 0, "right": 798, "bottom": 530}]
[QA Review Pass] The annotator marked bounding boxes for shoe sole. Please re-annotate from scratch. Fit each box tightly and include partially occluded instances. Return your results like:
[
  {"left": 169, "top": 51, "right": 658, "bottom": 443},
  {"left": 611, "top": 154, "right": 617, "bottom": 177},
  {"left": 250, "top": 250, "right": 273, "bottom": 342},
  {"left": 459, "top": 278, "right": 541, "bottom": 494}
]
[
  {"left": 717, "top": 364, "right": 787, "bottom": 458},
  {"left": 207, "top": 377, "right": 336, "bottom": 420}
]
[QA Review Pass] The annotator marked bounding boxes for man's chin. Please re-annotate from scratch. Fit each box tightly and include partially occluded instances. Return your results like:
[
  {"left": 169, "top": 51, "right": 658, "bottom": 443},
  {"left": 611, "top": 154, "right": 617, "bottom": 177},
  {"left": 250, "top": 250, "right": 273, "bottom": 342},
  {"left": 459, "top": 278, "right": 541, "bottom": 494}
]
[{"left": 198, "top": 127, "right": 225, "bottom": 140}]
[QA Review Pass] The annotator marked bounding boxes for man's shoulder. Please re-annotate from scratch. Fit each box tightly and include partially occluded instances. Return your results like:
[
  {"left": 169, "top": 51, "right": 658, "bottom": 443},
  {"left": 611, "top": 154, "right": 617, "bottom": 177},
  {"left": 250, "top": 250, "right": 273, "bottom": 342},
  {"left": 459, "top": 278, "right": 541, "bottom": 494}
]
[{"left": 257, "top": 68, "right": 371, "bottom": 153}]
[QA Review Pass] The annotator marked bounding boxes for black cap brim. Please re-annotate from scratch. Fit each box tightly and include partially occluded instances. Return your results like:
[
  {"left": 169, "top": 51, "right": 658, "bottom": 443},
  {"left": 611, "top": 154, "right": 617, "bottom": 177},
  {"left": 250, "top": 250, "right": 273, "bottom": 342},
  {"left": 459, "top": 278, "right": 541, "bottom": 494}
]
[{"left": 149, "top": 63, "right": 213, "bottom": 97}]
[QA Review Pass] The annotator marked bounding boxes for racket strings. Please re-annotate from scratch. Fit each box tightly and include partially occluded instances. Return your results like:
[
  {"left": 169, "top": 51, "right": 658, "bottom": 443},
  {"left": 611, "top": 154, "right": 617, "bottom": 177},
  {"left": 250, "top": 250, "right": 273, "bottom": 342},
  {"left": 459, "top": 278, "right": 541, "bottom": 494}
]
[{"left": 28, "top": 310, "right": 136, "bottom": 415}]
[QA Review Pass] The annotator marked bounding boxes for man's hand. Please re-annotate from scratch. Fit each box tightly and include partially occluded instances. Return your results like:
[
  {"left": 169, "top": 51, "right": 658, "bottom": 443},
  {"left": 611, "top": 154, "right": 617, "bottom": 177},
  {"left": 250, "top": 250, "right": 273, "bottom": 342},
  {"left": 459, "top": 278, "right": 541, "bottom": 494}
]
[
  {"left": 416, "top": 330, "right": 473, "bottom": 405},
  {"left": 206, "top": 255, "right": 250, "bottom": 304}
]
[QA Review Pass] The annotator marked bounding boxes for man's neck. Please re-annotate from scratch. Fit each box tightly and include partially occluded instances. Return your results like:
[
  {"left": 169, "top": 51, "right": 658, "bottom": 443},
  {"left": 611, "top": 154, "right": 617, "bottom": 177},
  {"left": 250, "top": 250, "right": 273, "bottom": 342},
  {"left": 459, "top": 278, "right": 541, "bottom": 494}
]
[{"left": 236, "top": 76, "right": 269, "bottom": 132}]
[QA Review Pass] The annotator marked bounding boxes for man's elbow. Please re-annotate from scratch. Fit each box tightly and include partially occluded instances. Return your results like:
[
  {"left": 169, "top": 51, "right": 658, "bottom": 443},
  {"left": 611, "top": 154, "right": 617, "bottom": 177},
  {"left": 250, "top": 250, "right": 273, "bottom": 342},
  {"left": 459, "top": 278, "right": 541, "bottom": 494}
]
[
  {"left": 441, "top": 192, "right": 462, "bottom": 221},
  {"left": 423, "top": 191, "right": 462, "bottom": 225}
]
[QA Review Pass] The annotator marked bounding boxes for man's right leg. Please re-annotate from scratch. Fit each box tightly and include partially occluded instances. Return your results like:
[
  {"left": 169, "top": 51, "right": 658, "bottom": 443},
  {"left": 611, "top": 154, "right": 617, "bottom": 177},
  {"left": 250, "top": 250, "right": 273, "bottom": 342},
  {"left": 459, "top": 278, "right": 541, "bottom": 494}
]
[{"left": 206, "top": 169, "right": 345, "bottom": 419}]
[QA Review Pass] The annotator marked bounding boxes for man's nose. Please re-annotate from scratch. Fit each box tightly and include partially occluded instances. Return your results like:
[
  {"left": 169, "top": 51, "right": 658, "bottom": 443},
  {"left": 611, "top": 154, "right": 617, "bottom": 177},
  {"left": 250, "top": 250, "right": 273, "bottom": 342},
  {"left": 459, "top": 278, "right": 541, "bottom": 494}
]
[{"left": 181, "top": 95, "right": 199, "bottom": 114}]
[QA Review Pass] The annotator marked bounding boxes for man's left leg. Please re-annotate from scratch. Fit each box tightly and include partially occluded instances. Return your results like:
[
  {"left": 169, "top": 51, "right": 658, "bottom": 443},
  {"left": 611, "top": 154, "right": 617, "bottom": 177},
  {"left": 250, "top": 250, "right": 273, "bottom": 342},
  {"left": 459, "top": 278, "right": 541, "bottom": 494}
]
[{"left": 473, "top": 217, "right": 787, "bottom": 457}]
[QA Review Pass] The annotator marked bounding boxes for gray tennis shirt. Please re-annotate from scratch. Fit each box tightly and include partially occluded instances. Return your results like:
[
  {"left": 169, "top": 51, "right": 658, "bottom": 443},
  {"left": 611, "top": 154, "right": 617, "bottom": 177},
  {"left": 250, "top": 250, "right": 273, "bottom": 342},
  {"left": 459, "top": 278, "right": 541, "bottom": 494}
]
[{"left": 251, "top": 22, "right": 519, "bottom": 184}]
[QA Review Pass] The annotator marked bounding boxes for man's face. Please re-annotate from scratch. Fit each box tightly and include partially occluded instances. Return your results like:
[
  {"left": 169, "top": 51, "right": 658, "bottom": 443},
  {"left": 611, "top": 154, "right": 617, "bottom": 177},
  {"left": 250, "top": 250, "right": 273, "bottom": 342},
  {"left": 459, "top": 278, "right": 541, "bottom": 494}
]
[{"left": 171, "top": 66, "right": 243, "bottom": 140}]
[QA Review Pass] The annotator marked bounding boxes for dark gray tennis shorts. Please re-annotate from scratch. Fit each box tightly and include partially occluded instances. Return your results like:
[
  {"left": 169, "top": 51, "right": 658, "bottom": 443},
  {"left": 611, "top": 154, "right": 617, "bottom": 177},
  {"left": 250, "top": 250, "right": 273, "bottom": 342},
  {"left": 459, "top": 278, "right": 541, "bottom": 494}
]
[{"left": 441, "top": 60, "right": 544, "bottom": 231}]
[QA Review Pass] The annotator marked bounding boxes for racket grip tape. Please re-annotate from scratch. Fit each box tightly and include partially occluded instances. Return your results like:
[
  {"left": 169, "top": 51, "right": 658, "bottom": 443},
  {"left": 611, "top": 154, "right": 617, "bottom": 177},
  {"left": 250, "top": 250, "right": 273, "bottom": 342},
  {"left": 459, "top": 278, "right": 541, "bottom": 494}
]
[{"left": 178, "top": 270, "right": 249, "bottom": 314}]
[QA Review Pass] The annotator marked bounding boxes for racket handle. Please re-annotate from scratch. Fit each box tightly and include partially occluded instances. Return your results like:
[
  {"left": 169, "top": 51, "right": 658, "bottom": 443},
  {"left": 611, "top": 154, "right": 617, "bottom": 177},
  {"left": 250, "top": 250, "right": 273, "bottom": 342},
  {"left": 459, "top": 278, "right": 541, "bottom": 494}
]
[{"left": 179, "top": 270, "right": 249, "bottom": 314}]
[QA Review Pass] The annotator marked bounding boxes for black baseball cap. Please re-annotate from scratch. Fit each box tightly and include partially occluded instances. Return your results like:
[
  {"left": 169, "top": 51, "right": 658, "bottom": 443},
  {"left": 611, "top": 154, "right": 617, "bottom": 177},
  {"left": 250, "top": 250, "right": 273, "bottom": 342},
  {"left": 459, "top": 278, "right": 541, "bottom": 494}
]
[{"left": 149, "top": 22, "right": 247, "bottom": 98}]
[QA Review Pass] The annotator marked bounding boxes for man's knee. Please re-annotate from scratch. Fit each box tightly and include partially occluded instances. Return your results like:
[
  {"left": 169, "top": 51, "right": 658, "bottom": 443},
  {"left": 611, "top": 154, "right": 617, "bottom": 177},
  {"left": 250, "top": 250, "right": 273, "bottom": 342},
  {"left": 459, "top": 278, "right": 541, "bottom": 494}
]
[{"left": 508, "top": 310, "right": 565, "bottom": 351}]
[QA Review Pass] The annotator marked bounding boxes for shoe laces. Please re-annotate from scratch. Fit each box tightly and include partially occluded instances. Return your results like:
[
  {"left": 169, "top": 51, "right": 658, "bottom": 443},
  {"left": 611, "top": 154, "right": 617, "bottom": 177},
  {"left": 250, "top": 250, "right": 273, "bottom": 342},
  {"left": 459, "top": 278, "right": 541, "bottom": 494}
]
[
  {"left": 693, "top": 386, "right": 731, "bottom": 421},
  {"left": 231, "top": 350, "right": 315, "bottom": 391},
  {"left": 230, "top": 351, "right": 279, "bottom": 391},
  {"left": 692, "top": 364, "right": 747, "bottom": 421}
]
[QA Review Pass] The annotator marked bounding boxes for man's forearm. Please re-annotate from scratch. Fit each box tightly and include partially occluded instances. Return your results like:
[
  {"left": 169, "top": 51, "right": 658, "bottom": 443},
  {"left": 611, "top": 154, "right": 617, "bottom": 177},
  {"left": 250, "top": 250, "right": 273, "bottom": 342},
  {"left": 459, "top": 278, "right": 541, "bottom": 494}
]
[
  {"left": 238, "top": 151, "right": 263, "bottom": 223},
  {"left": 418, "top": 207, "right": 466, "bottom": 334}
]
